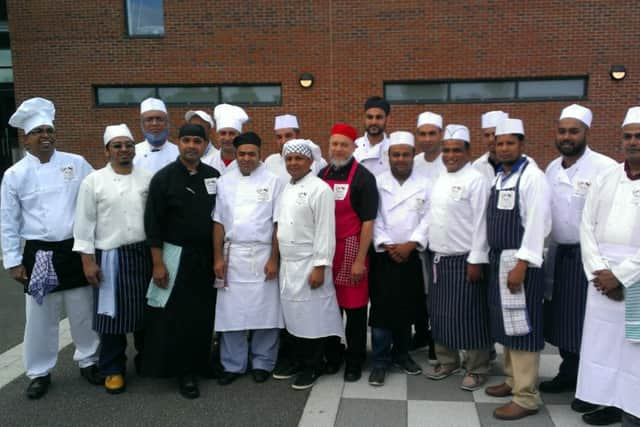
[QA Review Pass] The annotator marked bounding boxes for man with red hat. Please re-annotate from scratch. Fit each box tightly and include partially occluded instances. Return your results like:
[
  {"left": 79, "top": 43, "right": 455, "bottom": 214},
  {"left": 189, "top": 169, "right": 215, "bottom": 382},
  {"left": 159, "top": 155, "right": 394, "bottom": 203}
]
[{"left": 318, "top": 123, "right": 379, "bottom": 382}]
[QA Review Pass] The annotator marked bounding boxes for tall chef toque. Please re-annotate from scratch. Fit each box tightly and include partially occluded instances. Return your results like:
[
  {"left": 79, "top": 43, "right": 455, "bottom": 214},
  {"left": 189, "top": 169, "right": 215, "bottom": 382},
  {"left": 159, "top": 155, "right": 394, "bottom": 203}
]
[
  {"left": 9, "top": 97, "right": 56, "bottom": 134},
  {"left": 214, "top": 104, "right": 249, "bottom": 132}
]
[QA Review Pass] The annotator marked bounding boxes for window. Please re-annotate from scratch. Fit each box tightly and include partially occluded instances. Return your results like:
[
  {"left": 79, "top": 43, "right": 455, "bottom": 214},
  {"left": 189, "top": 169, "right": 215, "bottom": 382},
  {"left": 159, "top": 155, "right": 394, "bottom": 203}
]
[
  {"left": 95, "top": 84, "right": 282, "bottom": 107},
  {"left": 126, "top": 0, "right": 164, "bottom": 37},
  {"left": 385, "top": 77, "right": 587, "bottom": 103},
  {"left": 0, "top": 49, "right": 12, "bottom": 83}
]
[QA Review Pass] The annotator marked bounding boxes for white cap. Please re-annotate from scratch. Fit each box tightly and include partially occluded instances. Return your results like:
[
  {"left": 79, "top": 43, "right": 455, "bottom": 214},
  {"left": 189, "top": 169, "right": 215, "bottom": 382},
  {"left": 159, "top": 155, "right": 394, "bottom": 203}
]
[
  {"left": 389, "top": 131, "right": 415, "bottom": 147},
  {"left": 185, "top": 110, "right": 214, "bottom": 128},
  {"left": 559, "top": 104, "right": 592, "bottom": 128},
  {"left": 495, "top": 118, "right": 525, "bottom": 136},
  {"left": 622, "top": 107, "right": 640, "bottom": 128},
  {"left": 481, "top": 110, "right": 509, "bottom": 129},
  {"left": 140, "top": 97, "right": 167, "bottom": 114},
  {"left": 214, "top": 104, "right": 249, "bottom": 132},
  {"left": 416, "top": 111, "right": 443, "bottom": 129},
  {"left": 443, "top": 124, "right": 470, "bottom": 143},
  {"left": 274, "top": 114, "right": 299, "bottom": 130},
  {"left": 282, "top": 138, "right": 319, "bottom": 162},
  {"left": 9, "top": 97, "right": 55, "bottom": 134},
  {"left": 103, "top": 124, "right": 134, "bottom": 146}
]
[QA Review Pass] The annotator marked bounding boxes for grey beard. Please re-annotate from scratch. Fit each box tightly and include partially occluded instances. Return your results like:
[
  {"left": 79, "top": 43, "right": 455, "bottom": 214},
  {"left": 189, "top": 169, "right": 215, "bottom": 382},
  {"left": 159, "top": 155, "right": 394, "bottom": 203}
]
[{"left": 330, "top": 155, "right": 353, "bottom": 168}]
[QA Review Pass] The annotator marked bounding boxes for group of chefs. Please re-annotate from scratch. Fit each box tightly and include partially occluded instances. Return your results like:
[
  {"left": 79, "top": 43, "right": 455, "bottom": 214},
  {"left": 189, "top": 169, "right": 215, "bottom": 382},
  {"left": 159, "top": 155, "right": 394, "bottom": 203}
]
[{"left": 1, "top": 94, "right": 639, "bottom": 425}]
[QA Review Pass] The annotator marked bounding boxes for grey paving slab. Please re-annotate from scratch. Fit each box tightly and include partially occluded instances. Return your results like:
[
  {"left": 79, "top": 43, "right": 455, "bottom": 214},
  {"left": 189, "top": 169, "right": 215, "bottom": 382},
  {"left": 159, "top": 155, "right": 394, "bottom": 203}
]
[
  {"left": 0, "top": 268, "right": 26, "bottom": 353},
  {"left": 335, "top": 398, "right": 407, "bottom": 427},
  {"left": 541, "top": 390, "right": 576, "bottom": 405},
  {"left": 406, "top": 372, "right": 474, "bottom": 402},
  {"left": 407, "top": 400, "right": 481, "bottom": 427},
  {"left": 476, "top": 402, "right": 554, "bottom": 427}
]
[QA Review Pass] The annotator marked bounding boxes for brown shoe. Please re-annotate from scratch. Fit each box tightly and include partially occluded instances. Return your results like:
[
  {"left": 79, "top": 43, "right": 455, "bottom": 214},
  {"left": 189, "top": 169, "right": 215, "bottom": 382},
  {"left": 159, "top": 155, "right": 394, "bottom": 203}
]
[
  {"left": 493, "top": 401, "right": 538, "bottom": 420},
  {"left": 485, "top": 382, "right": 512, "bottom": 397}
]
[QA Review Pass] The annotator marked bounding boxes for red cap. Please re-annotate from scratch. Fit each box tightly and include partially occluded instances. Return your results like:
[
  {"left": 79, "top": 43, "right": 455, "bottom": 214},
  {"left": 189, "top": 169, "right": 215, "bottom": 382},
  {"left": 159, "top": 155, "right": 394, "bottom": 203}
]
[{"left": 330, "top": 123, "right": 357, "bottom": 142}]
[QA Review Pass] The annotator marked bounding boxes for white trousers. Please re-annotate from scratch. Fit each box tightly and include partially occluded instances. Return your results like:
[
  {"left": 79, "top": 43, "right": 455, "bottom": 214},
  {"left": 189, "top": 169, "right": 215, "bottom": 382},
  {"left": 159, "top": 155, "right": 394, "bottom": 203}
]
[{"left": 24, "top": 286, "right": 100, "bottom": 379}]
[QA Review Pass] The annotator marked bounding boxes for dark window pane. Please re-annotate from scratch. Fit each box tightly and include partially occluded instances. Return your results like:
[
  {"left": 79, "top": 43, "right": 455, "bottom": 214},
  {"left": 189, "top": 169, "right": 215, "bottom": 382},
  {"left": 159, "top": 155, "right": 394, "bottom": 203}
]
[
  {"left": 0, "top": 67, "right": 12, "bottom": 83},
  {"left": 97, "top": 87, "right": 155, "bottom": 105},
  {"left": 158, "top": 86, "right": 219, "bottom": 105},
  {"left": 0, "top": 49, "right": 11, "bottom": 67},
  {"left": 518, "top": 79, "right": 585, "bottom": 99},
  {"left": 450, "top": 81, "right": 515, "bottom": 101},
  {"left": 385, "top": 83, "right": 447, "bottom": 103},
  {"left": 221, "top": 85, "right": 281, "bottom": 105},
  {"left": 127, "top": 0, "right": 164, "bottom": 36}
]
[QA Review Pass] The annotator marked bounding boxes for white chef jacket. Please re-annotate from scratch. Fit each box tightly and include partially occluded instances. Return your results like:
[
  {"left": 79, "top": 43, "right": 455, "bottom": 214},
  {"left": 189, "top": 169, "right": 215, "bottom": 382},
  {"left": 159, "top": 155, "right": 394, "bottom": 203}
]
[
  {"left": 546, "top": 147, "right": 617, "bottom": 244},
  {"left": 473, "top": 152, "right": 539, "bottom": 183},
  {"left": 492, "top": 160, "right": 551, "bottom": 267},
  {"left": 577, "top": 162, "right": 640, "bottom": 417},
  {"left": 133, "top": 140, "right": 178, "bottom": 174},
  {"left": 428, "top": 163, "right": 490, "bottom": 264},
  {"left": 413, "top": 152, "right": 446, "bottom": 183},
  {"left": 264, "top": 152, "right": 328, "bottom": 186},
  {"left": 73, "top": 164, "right": 152, "bottom": 253},
  {"left": 204, "top": 149, "right": 238, "bottom": 175},
  {"left": 200, "top": 143, "right": 220, "bottom": 167},
  {"left": 354, "top": 133, "right": 390, "bottom": 177},
  {"left": 0, "top": 150, "right": 93, "bottom": 268},
  {"left": 275, "top": 172, "right": 344, "bottom": 339},
  {"left": 373, "top": 170, "right": 431, "bottom": 252}
]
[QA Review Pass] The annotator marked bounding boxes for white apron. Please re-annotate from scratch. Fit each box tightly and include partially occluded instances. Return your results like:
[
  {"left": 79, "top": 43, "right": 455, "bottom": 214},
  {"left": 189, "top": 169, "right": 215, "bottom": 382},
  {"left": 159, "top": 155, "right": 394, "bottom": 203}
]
[
  {"left": 214, "top": 242, "right": 284, "bottom": 331},
  {"left": 279, "top": 241, "right": 345, "bottom": 339},
  {"left": 576, "top": 243, "right": 640, "bottom": 417}
]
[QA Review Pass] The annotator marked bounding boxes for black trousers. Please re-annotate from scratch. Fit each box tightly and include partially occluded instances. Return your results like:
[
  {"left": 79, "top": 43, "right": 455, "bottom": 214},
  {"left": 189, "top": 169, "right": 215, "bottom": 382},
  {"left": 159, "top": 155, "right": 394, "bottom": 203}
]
[
  {"left": 325, "top": 306, "right": 368, "bottom": 365},
  {"left": 99, "top": 330, "right": 144, "bottom": 375},
  {"left": 558, "top": 348, "right": 579, "bottom": 381},
  {"left": 294, "top": 336, "right": 324, "bottom": 372}
]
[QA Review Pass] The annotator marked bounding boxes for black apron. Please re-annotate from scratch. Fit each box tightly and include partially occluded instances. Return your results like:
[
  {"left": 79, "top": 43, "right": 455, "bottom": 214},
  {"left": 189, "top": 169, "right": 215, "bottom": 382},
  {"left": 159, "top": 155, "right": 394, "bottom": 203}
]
[{"left": 22, "top": 238, "right": 88, "bottom": 293}]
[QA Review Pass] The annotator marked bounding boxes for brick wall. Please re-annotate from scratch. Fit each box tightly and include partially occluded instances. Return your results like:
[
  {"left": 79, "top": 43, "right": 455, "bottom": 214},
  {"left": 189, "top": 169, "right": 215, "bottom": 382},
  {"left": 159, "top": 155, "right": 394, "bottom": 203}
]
[{"left": 7, "top": 0, "right": 640, "bottom": 167}]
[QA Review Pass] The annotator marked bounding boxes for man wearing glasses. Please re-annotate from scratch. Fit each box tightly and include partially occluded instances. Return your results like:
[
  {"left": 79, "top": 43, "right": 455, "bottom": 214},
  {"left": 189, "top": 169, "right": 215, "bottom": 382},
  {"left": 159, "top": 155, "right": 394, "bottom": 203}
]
[
  {"left": 133, "top": 97, "right": 178, "bottom": 174},
  {"left": 1, "top": 97, "right": 101, "bottom": 399}
]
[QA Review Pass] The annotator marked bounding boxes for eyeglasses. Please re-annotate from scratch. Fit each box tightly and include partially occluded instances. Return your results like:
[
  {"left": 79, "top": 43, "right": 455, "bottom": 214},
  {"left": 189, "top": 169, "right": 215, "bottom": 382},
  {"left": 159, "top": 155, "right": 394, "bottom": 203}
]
[
  {"left": 110, "top": 142, "right": 135, "bottom": 150},
  {"left": 28, "top": 127, "right": 56, "bottom": 136},
  {"left": 143, "top": 116, "right": 167, "bottom": 124}
]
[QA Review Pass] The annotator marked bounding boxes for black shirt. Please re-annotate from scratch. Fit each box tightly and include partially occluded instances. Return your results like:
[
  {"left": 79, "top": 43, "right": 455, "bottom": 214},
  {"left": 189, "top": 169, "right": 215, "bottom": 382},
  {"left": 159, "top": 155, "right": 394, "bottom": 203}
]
[
  {"left": 318, "top": 157, "right": 379, "bottom": 222},
  {"left": 145, "top": 159, "right": 220, "bottom": 248}
]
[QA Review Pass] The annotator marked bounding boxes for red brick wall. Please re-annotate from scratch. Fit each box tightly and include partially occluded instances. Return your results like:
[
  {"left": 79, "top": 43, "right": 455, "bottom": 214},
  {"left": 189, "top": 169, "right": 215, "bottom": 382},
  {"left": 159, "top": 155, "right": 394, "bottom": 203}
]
[{"left": 7, "top": 0, "right": 640, "bottom": 168}]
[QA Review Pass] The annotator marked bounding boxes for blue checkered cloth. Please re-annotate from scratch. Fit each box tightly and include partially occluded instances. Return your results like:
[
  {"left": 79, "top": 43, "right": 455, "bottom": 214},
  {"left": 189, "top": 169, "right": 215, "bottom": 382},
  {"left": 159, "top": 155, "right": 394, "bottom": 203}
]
[{"left": 27, "top": 250, "right": 59, "bottom": 305}]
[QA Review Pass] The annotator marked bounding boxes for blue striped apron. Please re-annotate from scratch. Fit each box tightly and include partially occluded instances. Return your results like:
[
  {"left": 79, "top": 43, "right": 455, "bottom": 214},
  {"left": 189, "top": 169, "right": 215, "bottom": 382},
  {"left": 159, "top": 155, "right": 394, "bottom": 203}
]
[
  {"left": 94, "top": 241, "right": 152, "bottom": 334},
  {"left": 544, "top": 244, "right": 588, "bottom": 353},
  {"left": 486, "top": 160, "right": 545, "bottom": 352},
  {"left": 429, "top": 253, "right": 491, "bottom": 350}
]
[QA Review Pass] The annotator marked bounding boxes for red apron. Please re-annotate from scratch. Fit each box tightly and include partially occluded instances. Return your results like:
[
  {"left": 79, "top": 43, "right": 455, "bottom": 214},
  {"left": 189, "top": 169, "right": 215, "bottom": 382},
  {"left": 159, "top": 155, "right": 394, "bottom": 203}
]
[{"left": 323, "top": 160, "right": 369, "bottom": 309}]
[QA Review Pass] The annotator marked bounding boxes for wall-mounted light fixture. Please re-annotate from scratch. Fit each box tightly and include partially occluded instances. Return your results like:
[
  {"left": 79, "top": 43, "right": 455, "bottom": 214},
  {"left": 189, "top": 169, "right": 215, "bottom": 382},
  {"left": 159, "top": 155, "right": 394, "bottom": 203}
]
[
  {"left": 610, "top": 65, "right": 626, "bottom": 81},
  {"left": 299, "top": 73, "right": 314, "bottom": 88}
]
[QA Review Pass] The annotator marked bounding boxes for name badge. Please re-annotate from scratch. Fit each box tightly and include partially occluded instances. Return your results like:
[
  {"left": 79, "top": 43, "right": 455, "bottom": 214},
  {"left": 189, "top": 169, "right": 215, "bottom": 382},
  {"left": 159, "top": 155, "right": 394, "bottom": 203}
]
[
  {"left": 256, "top": 187, "right": 270, "bottom": 202},
  {"left": 497, "top": 190, "right": 516, "bottom": 210},
  {"left": 573, "top": 180, "right": 591, "bottom": 198},
  {"left": 450, "top": 185, "right": 463, "bottom": 202},
  {"left": 61, "top": 166, "right": 75, "bottom": 182},
  {"left": 632, "top": 189, "right": 640, "bottom": 206},
  {"left": 296, "top": 191, "right": 308, "bottom": 206},
  {"left": 334, "top": 184, "right": 349, "bottom": 201},
  {"left": 204, "top": 178, "right": 217, "bottom": 195}
]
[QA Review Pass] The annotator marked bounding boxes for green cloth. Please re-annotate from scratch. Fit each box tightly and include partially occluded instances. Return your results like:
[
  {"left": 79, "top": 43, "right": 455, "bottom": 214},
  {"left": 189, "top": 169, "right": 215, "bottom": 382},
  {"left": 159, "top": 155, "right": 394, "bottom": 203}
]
[
  {"left": 146, "top": 242, "right": 182, "bottom": 308},
  {"left": 626, "top": 282, "right": 640, "bottom": 343}
]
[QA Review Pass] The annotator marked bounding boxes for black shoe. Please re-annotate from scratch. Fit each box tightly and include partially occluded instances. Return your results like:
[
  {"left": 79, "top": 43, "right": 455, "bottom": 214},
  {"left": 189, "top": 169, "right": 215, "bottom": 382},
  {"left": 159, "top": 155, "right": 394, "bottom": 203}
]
[
  {"left": 393, "top": 356, "right": 422, "bottom": 375},
  {"left": 251, "top": 369, "right": 270, "bottom": 383},
  {"left": 368, "top": 367, "right": 386, "bottom": 386},
  {"left": 539, "top": 374, "right": 576, "bottom": 393},
  {"left": 26, "top": 375, "right": 51, "bottom": 399},
  {"left": 582, "top": 407, "right": 622, "bottom": 426},
  {"left": 272, "top": 361, "right": 301, "bottom": 380},
  {"left": 572, "top": 398, "right": 600, "bottom": 413},
  {"left": 324, "top": 361, "right": 342, "bottom": 375},
  {"left": 292, "top": 369, "right": 321, "bottom": 390},
  {"left": 217, "top": 371, "right": 242, "bottom": 386},
  {"left": 80, "top": 365, "right": 105, "bottom": 386},
  {"left": 344, "top": 363, "right": 361, "bottom": 382},
  {"left": 178, "top": 375, "right": 200, "bottom": 399}
]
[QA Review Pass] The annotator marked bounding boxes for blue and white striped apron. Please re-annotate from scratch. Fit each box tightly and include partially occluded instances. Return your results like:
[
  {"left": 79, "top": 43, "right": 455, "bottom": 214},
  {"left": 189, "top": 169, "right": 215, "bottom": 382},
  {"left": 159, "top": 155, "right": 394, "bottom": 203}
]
[{"left": 486, "top": 161, "right": 545, "bottom": 352}]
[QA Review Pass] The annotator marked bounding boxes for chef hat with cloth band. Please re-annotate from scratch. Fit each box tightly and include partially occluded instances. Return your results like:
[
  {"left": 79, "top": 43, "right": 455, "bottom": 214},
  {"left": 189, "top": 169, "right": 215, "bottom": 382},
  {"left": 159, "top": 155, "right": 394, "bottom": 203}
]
[
  {"left": 481, "top": 110, "right": 509, "bottom": 129},
  {"left": 214, "top": 104, "right": 249, "bottom": 132},
  {"left": 495, "top": 118, "right": 525, "bottom": 136},
  {"left": 275, "top": 114, "right": 299, "bottom": 130},
  {"left": 282, "top": 139, "right": 320, "bottom": 162},
  {"left": 416, "top": 111, "right": 443, "bottom": 129},
  {"left": 389, "top": 131, "right": 415, "bottom": 147},
  {"left": 559, "top": 104, "right": 592, "bottom": 128},
  {"left": 443, "top": 124, "right": 470, "bottom": 144},
  {"left": 185, "top": 110, "right": 214, "bottom": 128},
  {"left": 622, "top": 107, "right": 640, "bottom": 127},
  {"left": 9, "top": 97, "right": 56, "bottom": 134},
  {"left": 330, "top": 123, "right": 358, "bottom": 141},
  {"left": 103, "top": 124, "right": 134, "bottom": 146},
  {"left": 140, "top": 97, "right": 167, "bottom": 114}
]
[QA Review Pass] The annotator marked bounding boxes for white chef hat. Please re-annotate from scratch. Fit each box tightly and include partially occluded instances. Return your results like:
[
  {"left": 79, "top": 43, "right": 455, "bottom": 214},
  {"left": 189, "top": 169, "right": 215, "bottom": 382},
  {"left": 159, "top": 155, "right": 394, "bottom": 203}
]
[
  {"left": 495, "top": 118, "right": 525, "bottom": 136},
  {"left": 140, "top": 97, "right": 167, "bottom": 115},
  {"left": 185, "top": 110, "right": 214, "bottom": 128},
  {"left": 622, "top": 107, "right": 640, "bottom": 128},
  {"left": 274, "top": 114, "right": 299, "bottom": 130},
  {"left": 9, "top": 97, "right": 56, "bottom": 134},
  {"left": 559, "top": 104, "right": 592, "bottom": 128},
  {"left": 416, "top": 111, "right": 443, "bottom": 129},
  {"left": 389, "top": 131, "right": 415, "bottom": 147},
  {"left": 443, "top": 124, "right": 470, "bottom": 144},
  {"left": 214, "top": 104, "right": 249, "bottom": 132},
  {"left": 481, "top": 110, "right": 509, "bottom": 129},
  {"left": 282, "top": 138, "right": 319, "bottom": 162},
  {"left": 103, "top": 124, "right": 134, "bottom": 146}
]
